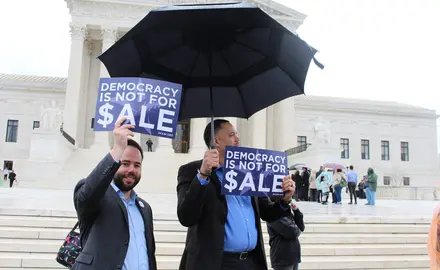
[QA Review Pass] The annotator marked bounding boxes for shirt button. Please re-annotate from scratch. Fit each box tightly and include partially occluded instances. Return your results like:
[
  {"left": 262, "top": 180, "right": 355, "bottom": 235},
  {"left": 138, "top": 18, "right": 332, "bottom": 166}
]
[
  {"left": 124, "top": 241, "right": 129, "bottom": 245},
  {"left": 117, "top": 265, "right": 122, "bottom": 269}
]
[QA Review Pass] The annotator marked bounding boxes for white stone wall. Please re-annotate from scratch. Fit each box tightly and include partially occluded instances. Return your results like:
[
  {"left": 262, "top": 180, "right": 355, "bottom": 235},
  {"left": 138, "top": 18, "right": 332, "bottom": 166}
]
[
  {"left": 292, "top": 96, "right": 440, "bottom": 188},
  {"left": 0, "top": 80, "right": 65, "bottom": 172}
]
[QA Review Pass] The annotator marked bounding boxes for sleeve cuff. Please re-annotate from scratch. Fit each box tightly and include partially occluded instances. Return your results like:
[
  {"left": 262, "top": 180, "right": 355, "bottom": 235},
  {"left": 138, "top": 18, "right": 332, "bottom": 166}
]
[
  {"left": 112, "top": 156, "right": 120, "bottom": 163},
  {"left": 279, "top": 203, "right": 289, "bottom": 211},
  {"left": 279, "top": 199, "right": 290, "bottom": 211},
  {"left": 197, "top": 173, "right": 209, "bottom": 185}
]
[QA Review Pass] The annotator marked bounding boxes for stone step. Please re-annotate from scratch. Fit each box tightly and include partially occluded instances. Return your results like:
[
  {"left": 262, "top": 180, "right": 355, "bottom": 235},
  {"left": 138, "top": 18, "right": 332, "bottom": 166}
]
[
  {"left": 0, "top": 216, "right": 430, "bottom": 234},
  {"left": 0, "top": 253, "right": 430, "bottom": 269},
  {"left": 0, "top": 207, "right": 433, "bottom": 224},
  {"left": 0, "top": 238, "right": 428, "bottom": 256},
  {"left": 0, "top": 227, "right": 428, "bottom": 244}
]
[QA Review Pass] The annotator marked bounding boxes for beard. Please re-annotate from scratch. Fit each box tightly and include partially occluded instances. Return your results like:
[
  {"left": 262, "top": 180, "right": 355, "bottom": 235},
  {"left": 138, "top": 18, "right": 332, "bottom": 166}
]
[{"left": 113, "top": 172, "right": 141, "bottom": 192}]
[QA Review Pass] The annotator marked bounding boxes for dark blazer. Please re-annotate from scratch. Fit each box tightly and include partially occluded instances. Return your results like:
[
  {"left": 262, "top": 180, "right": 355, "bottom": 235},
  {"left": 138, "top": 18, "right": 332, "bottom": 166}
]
[
  {"left": 176, "top": 160, "right": 290, "bottom": 270},
  {"left": 72, "top": 153, "right": 157, "bottom": 270}
]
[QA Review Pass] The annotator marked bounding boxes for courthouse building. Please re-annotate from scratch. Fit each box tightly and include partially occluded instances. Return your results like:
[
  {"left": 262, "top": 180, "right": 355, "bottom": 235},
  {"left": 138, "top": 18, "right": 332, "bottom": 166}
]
[{"left": 0, "top": 0, "right": 439, "bottom": 199}]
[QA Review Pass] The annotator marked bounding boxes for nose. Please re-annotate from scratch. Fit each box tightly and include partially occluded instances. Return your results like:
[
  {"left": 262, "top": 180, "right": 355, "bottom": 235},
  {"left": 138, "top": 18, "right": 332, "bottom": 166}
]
[{"left": 127, "top": 164, "right": 136, "bottom": 173}]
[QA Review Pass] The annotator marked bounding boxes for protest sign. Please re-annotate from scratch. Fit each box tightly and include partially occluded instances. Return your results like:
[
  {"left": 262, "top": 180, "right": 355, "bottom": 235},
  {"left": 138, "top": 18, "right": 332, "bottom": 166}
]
[
  {"left": 221, "top": 146, "right": 288, "bottom": 197},
  {"left": 93, "top": 77, "right": 182, "bottom": 139}
]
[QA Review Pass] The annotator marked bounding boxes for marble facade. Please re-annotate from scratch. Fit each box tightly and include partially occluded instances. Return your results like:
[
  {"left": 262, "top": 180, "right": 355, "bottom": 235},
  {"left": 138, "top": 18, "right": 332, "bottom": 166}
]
[{"left": 0, "top": 0, "right": 439, "bottom": 198}]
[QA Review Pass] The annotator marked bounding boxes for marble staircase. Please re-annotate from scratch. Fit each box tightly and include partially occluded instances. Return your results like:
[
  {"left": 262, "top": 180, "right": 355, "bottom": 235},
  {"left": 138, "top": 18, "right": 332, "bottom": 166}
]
[
  {"left": 0, "top": 208, "right": 431, "bottom": 270},
  {"left": 20, "top": 146, "right": 200, "bottom": 194}
]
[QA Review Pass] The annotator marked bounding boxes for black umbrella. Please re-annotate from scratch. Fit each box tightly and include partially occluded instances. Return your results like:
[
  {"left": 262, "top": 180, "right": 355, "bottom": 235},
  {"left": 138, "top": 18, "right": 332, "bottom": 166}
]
[{"left": 98, "top": 2, "right": 322, "bottom": 146}]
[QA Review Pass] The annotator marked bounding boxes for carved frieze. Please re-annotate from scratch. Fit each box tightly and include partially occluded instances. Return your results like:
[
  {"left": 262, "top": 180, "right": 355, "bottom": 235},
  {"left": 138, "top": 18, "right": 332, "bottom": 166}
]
[
  {"left": 66, "top": 0, "right": 301, "bottom": 28},
  {"left": 101, "top": 28, "right": 119, "bottom": 42},
  {"left": 69, "top": 22, "right": 89, "bottom": 41}
]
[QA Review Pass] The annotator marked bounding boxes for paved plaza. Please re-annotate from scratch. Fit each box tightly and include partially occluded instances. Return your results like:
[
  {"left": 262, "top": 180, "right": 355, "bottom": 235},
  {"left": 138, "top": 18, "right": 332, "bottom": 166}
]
[{"left": 0, "top": 187, "right": 438, "bottom": 221}]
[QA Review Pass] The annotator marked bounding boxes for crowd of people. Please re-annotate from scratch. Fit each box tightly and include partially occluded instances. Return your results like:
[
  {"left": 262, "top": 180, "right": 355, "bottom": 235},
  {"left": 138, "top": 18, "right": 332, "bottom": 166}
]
[{"left": 291, "top": 165, "right": 378, "bottom": 206}]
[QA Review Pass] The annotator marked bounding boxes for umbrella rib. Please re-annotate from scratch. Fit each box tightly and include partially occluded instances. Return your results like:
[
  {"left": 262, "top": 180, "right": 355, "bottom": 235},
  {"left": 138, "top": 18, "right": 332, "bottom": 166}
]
[
  {"left": 237, "top": 30, "right": 302, "bottom": 89},
  {"left": 188, "top": 50, "right": 201, "bottom": 78},
  {"left": 234, "top": 40, "right": 266, "bottom": 56},
  {"left": 219, "top": 49, "right": 248, "bottom": 117},
  {"left": 179, "top": 51, "right": 201, "bottom": 120}
]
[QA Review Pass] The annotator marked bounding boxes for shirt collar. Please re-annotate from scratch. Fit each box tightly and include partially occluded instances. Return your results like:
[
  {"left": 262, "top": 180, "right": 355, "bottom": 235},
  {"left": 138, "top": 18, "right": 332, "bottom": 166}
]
[{"left": 111, "top": 182, "right": 137, "bottom": 201}]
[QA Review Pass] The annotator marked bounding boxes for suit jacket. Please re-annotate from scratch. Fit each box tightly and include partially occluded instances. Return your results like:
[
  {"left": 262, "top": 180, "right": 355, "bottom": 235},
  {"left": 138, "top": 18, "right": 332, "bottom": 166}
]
[
  {"left": 72, "top": 153, "right": 157, "bottom": 270},
  {"left": 176, "top": 160, "right": 290, "bottom": 270}
]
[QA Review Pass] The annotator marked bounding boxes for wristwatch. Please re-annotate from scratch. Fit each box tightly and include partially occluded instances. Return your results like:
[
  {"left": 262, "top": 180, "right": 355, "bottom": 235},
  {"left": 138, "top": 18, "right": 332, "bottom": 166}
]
[
  {"left": 281, "top": 197, "right": 293, "bottom": 207},
  {"left": 197, "top": 169, "right": 211, "bottom": 177}
]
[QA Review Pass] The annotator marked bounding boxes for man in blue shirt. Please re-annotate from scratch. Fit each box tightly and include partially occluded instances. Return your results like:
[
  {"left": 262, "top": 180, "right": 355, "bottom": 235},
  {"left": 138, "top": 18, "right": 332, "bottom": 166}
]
[
  {"left": 177, "top": 119, "right": 295, "bottom": 270},
  {"left": 346, "top": 165, "right": 358, "bottom": 204},
  {"left": 72, "top": 117, "right": 156, "bottom": 270}
]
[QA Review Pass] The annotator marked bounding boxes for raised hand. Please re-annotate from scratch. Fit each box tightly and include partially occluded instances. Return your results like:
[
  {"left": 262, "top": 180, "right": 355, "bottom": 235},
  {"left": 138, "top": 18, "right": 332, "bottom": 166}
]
[
  {"left": 281, "top": 175, "right": 295, "bottom": 203},
  {"left": 110, "top": 117, "right": 135, "bottom": 161}
]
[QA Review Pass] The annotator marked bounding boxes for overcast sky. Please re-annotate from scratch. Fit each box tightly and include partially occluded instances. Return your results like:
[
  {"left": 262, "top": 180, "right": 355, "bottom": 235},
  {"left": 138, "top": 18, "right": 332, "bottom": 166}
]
[{"left": 0, "top": 0, "right": 439, "bottom": 150}]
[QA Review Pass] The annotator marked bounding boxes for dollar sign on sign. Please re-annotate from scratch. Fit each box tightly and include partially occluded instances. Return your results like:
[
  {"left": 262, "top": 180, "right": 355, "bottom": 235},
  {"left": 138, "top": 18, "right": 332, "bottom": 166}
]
[
  {"left": 224, "top": 170, "right": 238, "bottom": 192},
  {"left": 97, "top": 103, "right": 114, "bottom": 128}
]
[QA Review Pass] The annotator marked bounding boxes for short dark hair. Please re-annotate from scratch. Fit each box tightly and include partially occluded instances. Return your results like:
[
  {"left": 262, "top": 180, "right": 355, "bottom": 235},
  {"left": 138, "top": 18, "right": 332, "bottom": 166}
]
[
  {"left": 349, "top": 165, "right": 354, "bottom": 170},
  {"left": 127, "top": 138, "right": 144, "bottom": 160},
  {"left": 203, "top": 119, "right": 230, "bottom": 148},
  {"left": 337, "top": 168, "right": 342, "bottom": 172}
]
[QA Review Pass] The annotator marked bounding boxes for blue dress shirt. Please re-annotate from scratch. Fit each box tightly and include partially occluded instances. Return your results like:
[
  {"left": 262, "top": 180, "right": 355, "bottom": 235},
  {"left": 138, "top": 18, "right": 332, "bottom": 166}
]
[
  {"left": 111, "top": 183, "right": 149, "bottom": 270},
  {"left": 200, "top": 165, "right": 289, "bottom": 255},
  {"left": 346, "top": 171, "right": 358, "bottom": 183},
  {"left": 198, "top": 166, "right": 258, "bottom": 252}
]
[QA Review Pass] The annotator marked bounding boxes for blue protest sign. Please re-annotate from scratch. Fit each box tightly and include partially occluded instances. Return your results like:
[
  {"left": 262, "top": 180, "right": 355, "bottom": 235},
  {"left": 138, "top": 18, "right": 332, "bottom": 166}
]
[
  {"left": 93, "top": 77, "right": 182, "bottom": 139},
  {"left": 221, "top": 146, "right": 288, "bottom": 197}
]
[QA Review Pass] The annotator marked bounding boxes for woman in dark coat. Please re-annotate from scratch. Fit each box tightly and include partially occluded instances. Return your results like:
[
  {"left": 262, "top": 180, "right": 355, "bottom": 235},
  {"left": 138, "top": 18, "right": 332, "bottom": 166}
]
[
  {"left": 293, "top": 171, "right": 302, "bottom": 201},
  {"left": 267, "top": 201, "right": 305, "bottom": 270}
]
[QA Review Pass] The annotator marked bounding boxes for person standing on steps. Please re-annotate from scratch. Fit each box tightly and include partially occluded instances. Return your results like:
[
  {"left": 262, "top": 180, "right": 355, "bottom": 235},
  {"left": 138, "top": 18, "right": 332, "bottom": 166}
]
[
  {"left": 8, "top": 170, "right": 16, "bottom": 188},
  {"left": 346, "top": 165, "right": 358, "bottom": 204},
  {"left": 176, "top": 119, "right": 295, "bottom": 270},
  {"left": 146, "top": 138, "right": 153, "bottom": 152},
  {"left": 365, "top": 167, "right": 377, "bottom": 206},
  {"left": 267, "top": 201, "right": 305, "bottom": 270},
  {"left": 72, "top": 117, "right": 157, "bottom": 270}
]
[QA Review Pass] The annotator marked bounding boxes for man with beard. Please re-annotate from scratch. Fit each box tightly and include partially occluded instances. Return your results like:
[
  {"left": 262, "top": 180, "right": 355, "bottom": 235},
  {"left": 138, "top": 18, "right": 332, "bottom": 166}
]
[
  {"left": 72, "top": 117, "right": 157, "bottom": 270},
  {"left": 176, "top": 119, "right": 295, "bottom": 270}
]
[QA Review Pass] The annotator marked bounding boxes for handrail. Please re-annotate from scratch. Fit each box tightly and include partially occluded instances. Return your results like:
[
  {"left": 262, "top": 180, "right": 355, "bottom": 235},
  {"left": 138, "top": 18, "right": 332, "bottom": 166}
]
[{"left": 284, "top": 143, "right": 311, "bottom": 156}]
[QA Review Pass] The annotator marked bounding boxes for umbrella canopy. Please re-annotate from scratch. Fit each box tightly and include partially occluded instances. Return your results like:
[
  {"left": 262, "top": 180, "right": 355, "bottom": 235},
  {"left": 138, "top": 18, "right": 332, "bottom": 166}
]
[
  {"left": 288, "top": 163, "right": 308, "bottom": 170},
  {"left": 323, "top": 163, "right": 346, "bottom": 171},
  {"left": 98, "top": 2, "right": 322, "bottom": 121}
]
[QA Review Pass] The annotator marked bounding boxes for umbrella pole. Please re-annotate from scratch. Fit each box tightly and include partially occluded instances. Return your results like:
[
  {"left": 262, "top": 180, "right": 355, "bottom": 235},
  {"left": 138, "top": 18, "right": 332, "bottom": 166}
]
[
  {"left": 210, "top": 115, "right": 215, "bottom": 150},
  {"left": 208, "top": 42, "right": 215, "bottom": 150},
  {"left": 209, "top": 84, "right": 215, "bottom": 149}
]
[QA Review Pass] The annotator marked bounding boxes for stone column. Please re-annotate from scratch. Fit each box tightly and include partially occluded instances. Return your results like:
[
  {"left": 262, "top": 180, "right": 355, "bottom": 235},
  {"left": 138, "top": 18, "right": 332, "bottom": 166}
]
[
  {"left": 272, "top": 97, "right": 295, "bottom": 152},
  {"left": 91, "top": 28, "right": 119, "bottom": 151},
  {"left": 265, "top": 106, "right": 275, "bottom": 150},
  {"left": 189, "top": 118, "right": 208, "bottom": 155},
  {"left": 156, "top": 137, "right": 174, "bottom": 153},
  {"left": 248, "top": 109, "right": 267, "bottom": 149},
  {"left": 62, "top": 23, "right": 88, "bottom": 146}
]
